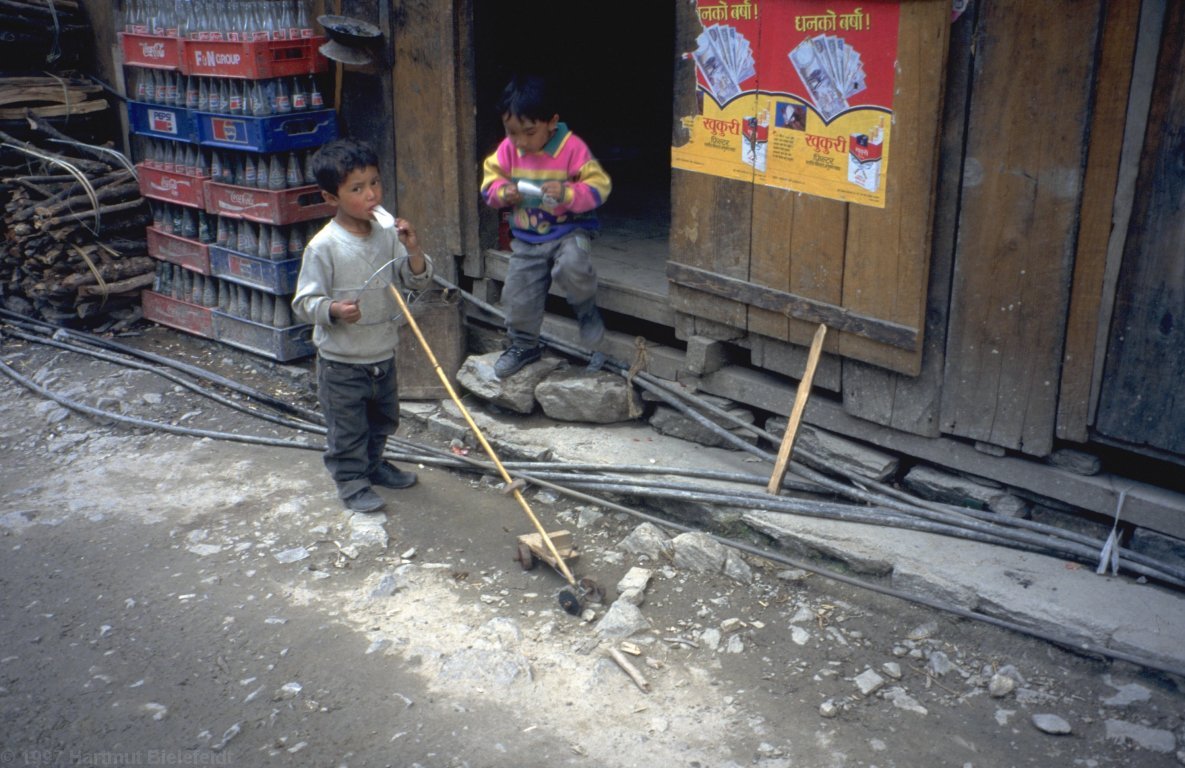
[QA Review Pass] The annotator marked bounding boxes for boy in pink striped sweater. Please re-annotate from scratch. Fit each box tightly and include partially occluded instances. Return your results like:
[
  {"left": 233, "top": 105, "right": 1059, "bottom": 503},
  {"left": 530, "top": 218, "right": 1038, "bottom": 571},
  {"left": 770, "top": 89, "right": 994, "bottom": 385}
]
[{"left": 480, "top": 74, "right": 613, "bottom": 378}]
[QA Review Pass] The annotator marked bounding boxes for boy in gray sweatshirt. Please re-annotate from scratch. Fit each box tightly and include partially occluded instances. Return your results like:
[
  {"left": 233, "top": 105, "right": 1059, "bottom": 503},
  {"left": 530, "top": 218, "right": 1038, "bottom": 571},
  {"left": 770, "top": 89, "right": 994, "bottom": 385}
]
[{"left": 292, "top": 138, "right": 434, "bottom": 513}]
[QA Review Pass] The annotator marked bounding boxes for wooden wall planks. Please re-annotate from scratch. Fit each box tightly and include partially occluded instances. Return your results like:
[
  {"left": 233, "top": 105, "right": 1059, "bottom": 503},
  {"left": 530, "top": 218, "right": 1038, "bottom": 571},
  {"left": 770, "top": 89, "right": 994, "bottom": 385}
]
[{"left": 940, "top": 0, "right": 1100, "bottom": 456}]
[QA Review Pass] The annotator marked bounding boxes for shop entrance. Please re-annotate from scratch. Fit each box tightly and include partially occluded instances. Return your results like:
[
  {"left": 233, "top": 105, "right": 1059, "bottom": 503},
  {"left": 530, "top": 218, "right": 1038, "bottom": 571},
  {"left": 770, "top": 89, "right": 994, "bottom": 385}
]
[{"left": 472, "top": 2, "right": 677, "bottom": 332}]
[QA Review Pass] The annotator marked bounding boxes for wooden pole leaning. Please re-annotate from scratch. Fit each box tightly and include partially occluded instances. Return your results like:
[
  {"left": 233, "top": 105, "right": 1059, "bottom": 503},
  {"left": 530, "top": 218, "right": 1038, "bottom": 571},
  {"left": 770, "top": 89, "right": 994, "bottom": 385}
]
[
  {"left": 767, "top": 323, "right": 828, "bottom": 495},
  {"left": 386, "top": 285, "right": 577, "bottom": 586}
]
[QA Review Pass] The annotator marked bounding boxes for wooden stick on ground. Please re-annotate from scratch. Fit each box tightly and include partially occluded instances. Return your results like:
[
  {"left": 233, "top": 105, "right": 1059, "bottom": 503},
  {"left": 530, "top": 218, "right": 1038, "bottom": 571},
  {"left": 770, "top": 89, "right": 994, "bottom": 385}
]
[
  {"left": 767, "top": 323, "right": 828, "bottom": 495},
  {"left": 607, "top": 646, "right": 651, "bottom": 693}
]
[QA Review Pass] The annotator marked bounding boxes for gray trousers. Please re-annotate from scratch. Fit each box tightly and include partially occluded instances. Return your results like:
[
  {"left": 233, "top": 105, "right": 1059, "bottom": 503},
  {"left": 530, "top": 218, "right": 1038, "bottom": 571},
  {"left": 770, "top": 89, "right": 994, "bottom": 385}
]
[
  {"left": 503, "top": 230, "right": 597, "bottom": 347},
  {"left": 316, "top": 356, "right": 399, "bottom": 500}
]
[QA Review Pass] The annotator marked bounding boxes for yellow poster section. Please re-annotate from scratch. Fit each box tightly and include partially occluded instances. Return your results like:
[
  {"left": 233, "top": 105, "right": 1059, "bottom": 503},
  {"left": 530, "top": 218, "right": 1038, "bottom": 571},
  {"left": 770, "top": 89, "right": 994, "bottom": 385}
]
[{"left": 673, "top": 93, "right": 891, "bottom": 208}]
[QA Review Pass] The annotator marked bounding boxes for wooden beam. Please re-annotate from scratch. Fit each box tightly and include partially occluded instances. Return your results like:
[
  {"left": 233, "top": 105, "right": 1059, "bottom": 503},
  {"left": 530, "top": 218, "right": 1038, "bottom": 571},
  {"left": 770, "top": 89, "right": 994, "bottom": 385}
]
[{"left": 668, "top": 261, "right": 917, "bottom": 350}]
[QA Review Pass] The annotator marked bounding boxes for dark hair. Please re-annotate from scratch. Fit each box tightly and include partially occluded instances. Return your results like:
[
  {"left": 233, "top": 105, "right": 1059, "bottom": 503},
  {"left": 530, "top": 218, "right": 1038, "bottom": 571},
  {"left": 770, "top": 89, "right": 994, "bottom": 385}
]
[
  {"left": 311, "top": 137, "right": 379, "bottom": 195},
  {"left": 496, "top": 74, "right": 558, "bottom": 122}
]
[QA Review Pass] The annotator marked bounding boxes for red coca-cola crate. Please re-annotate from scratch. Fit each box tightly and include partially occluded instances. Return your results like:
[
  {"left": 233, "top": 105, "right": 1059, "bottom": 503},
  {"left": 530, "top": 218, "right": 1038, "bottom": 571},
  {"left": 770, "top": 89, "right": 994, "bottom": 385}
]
[
  {"left": 180, "top": 37, "right": 328, "bottom": 79},
  {"left": 119, "top": 32, "right": 183, "bottom": 69},
  {"left": 137, "top": 164, "right": 208, "bottom": 208},
  {"left": 203, "top": 181, "right": 332, "bottom": 225},
  {"left": 146, "top": 227, "right": 211, "bottom": 273},
  {"left": 142, "top": 290, "right": 215, "bottom": 339}
]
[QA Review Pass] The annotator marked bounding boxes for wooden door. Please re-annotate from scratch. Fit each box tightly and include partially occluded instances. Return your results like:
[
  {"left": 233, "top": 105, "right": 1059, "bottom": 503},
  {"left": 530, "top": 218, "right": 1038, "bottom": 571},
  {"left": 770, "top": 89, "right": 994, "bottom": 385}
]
[{"left": 1095, "top": 2, "right": 1185, "bottom": 456}]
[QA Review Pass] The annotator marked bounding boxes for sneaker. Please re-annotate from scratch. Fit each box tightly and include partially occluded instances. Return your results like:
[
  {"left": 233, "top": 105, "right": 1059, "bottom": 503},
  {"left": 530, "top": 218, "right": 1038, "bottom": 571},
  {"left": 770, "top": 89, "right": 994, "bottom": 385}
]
[
  {"left": 494, "top": 345, "right": 542, "bottom": 378},
  {"left": 577, "top": 305, "right": 604, "bottom": 346},
  {"left": 370, "top": 462, "right": 417, "bottom": 489},
  {"left": 344, "top": 487, "right": 386, "bottom": 513}
]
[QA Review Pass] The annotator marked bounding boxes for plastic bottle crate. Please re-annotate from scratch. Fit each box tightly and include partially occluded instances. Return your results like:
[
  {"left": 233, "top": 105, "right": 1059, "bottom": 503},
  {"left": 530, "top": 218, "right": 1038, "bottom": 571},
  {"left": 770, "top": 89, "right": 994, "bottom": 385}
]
[
  {"left": 137, "top": 164, "right": 208, "bottom": 208},
  {"left": 203, "top": 180, "right": 332, "bottom": 225},
  {"left": 142, "top": 290, "right": 215, "bottom": 339},
  {"left": 119, "top": 32, "right": 183, "bottom": 69},
  {"left": 128, "top": 101, "right": 199, "bottom": 143},
  {"left": 212, "top": 310, "right": 314, "bottom": 362},
  {"left": 181, "top": 37, "right": 328, "bottom": 79},
  {"left": 195, "top": 108, "right": 337, "bottom": 153},
  {"left": 208, "top": 245, "right": 301, "bottom": 294},
  {"left": 147, "top": 227, "right": 211, "bottom": 273}
]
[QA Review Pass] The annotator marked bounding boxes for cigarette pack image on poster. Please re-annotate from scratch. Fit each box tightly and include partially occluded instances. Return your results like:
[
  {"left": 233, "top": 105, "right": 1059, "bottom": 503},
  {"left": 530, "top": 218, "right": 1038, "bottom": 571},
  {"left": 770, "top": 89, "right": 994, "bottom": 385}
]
[{"left": 848, "top": 122, "right": 884, "bottom": 192}]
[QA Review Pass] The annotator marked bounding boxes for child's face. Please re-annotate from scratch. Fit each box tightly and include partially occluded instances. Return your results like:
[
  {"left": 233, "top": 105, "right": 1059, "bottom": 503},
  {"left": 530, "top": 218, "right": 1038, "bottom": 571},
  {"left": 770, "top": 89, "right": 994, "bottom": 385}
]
[
  {"left": 325, "top": 165, "right": 382, "bottom": 231},
  {"left": 502, "top": 113, "right": 559, "bottom": 154}
]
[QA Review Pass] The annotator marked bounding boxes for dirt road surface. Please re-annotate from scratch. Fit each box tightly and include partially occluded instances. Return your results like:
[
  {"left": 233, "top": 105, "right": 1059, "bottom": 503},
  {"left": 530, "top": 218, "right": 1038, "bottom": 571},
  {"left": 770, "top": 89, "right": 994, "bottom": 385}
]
[{"left": 1, "top": 324, "right": 1182, "bottom": 767}]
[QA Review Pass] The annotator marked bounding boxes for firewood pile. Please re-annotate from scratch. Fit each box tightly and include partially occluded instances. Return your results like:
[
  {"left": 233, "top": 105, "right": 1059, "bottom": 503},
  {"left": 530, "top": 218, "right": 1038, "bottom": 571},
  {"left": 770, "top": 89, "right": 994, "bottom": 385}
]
[
  {"left": 1, "top": 115, "right": 151, "bottom": 326},
  {"left": 0, "top": 75, "right": 110, "bottom": 121}
]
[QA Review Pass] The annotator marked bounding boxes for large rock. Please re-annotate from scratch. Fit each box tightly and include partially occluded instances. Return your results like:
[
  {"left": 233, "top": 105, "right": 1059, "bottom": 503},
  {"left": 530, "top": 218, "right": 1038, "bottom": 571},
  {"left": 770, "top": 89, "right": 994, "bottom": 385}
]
[
  {"left": 535, "top": 369, "right": 642, "bottom": 423},
  {"left": 456, "top": 351, "right": 562, "bottom": 414},
  {"left": 648, "top": 403, "right": 757, "bottom": 448},
  {"left": 765, "top": 419, "right": 899, "bottom": 482},
  {"left": 903, "top": 464, "right": 1030, "bottom": 517}
]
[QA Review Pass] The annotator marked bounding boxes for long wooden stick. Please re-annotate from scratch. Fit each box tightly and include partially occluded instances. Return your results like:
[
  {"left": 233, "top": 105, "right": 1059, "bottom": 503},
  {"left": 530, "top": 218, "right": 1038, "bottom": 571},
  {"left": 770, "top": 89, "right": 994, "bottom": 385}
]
[
  {"left": 387, "top": 285, "right": 576, "bottom": 585},
  {"left": 767, "top": 323, "right": 828, "bottom": 494}
]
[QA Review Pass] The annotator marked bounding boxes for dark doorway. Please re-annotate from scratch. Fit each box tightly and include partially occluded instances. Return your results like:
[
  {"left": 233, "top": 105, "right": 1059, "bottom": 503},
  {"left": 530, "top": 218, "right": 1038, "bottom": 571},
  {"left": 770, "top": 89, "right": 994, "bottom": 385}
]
[{"left": 473, "top": 1, "right": 675, "bottom": 295}]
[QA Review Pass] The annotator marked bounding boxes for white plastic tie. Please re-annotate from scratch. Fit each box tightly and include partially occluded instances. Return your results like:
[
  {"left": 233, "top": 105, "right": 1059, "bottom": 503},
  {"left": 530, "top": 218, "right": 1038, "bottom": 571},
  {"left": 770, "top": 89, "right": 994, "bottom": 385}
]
[{"left": 1096, "top": 489, "right": 1126, "bottom": 576}]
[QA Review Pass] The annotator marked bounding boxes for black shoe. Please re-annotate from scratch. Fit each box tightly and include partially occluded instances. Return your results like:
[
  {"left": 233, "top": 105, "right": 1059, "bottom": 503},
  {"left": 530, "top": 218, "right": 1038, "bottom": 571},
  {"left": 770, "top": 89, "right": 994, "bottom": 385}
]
[
  {"left": 577, "top": 305, "right": 604, "bottom": 346},
  {"left": 494, "top": 345, "right": 542, "bottom": 378},
  {"left": 370, "top": 462, "right": 417, "bottom": 489},
  {"left": 344, "top": 487, "right": 386, "bottom": 513}
]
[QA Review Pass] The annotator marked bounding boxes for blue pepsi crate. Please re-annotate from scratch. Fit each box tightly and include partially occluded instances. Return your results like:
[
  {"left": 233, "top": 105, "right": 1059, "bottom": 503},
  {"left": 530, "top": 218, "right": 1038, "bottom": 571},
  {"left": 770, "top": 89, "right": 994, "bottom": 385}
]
[
  {"left": 128, "top": 101, "right": 198, "bottom": 143},
  {"left": 195, "top": 108, "right": 337, "bottom": 153},
  {"left": 212, "top": 310, "right": 314, "bottom": 362},
  {"left": 209, "top": 245, "right": 301, "bottom": 295}
]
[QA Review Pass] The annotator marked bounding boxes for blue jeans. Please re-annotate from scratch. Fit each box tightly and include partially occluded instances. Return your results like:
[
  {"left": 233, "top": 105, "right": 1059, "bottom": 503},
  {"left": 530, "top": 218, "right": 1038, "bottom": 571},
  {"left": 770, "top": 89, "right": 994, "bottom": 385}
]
[
  {"left": 503, "top": 230, "right": 597, "bottom": 347},
  {"left": 316, "top": 356, "right": 399, "bottom": 500}
]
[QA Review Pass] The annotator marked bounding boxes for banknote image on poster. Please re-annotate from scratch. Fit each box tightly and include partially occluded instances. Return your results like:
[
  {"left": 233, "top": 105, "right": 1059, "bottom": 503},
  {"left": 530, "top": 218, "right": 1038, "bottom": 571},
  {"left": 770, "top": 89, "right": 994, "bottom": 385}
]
[
  {"left": 693, "top": 24, "right": 756, "bottom": 106},
  {"left": 788, "top": 34, "right": 866, "bottom": 122}
]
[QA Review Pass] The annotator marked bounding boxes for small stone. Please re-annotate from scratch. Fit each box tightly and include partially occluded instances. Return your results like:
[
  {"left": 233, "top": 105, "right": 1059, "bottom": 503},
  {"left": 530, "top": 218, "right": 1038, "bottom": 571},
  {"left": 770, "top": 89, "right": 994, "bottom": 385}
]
[
  {"left": 882, "top": 662, "right": 902, "bottom": 680},
  {"left": 926, "top": 651, "right": 953, "bottom": 677},
  {"left": 274, "top": 547, "right": 309, "bottom": 563},
  {"left": 907, "top": 621, "right": 938, "bottom": 641},
  {"left": 819, "top": 700, "right": 840, "bottom": 718},
  {"left": 989, "top": 673, "right": 1016, "bottom": 698},
  {"left": 1032, "top": 713, "right": 1072, "bottom": 735},
  {"left": 884, "top": 687, "right": 927, "bottom": 716},
  {"left": 777, "top": 568, "right": 809, "bottom": 582},
  {"left": 854, "top": 669, "right": 886, "bottom": 696}
]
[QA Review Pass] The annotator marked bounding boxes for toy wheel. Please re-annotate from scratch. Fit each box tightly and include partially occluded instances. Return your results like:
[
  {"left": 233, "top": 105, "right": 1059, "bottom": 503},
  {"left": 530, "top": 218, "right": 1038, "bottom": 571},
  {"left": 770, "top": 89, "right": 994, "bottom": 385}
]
[
  {"left": 557, "top": 588, "right": 582, "bottom": 615},
  {"left": 579, "top": 577, "right": 605, "bottom": 604},
  {"left": 514, "top": 542, "right": 537, "bottom": 570}
]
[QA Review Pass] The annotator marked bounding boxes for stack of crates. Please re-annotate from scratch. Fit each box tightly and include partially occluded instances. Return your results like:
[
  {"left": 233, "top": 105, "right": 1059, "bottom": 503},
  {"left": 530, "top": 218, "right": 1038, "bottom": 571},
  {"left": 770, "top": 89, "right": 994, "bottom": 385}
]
[{"left": 121, "top": 0, "right": 336, "bottom": 362}]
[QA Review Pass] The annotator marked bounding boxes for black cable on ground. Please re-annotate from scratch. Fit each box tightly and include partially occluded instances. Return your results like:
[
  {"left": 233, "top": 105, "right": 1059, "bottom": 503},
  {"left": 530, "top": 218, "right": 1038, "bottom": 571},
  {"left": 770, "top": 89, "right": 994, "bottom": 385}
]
[
  {"left": 2, "top": 328, "right": 1184, "bottom": 678},
  {"left": 7, "top": 307, "right": 1185, "bottom": 585}
]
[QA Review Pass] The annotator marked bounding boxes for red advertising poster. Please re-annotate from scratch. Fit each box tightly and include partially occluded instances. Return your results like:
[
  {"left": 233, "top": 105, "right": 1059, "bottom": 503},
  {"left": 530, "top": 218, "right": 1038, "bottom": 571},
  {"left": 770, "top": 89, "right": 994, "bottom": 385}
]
[{"left": 672, "top": 0, "right": 900, "bottom": 208}]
